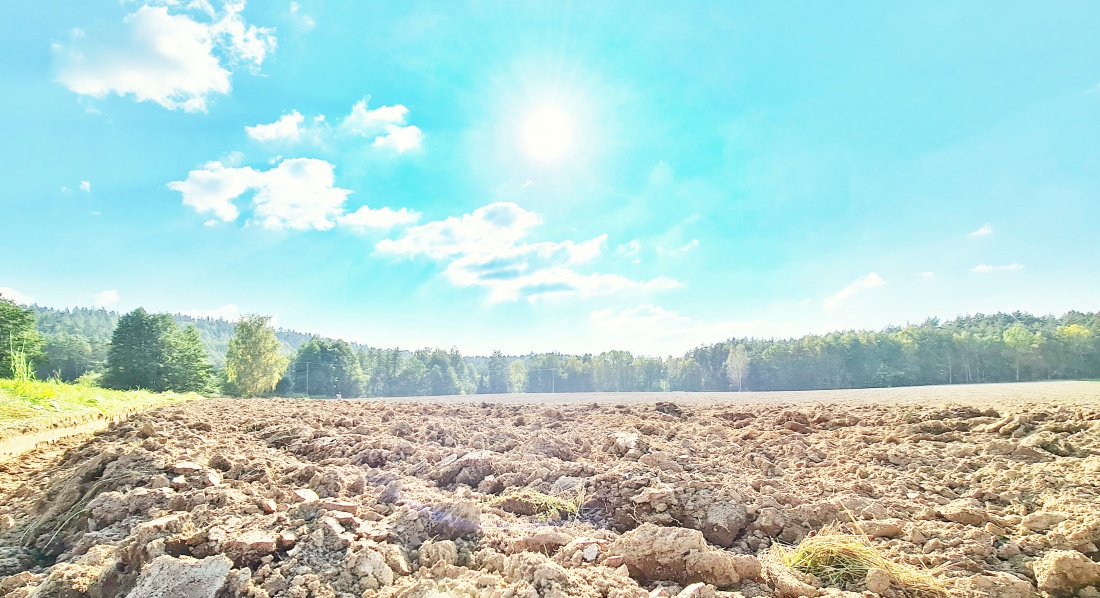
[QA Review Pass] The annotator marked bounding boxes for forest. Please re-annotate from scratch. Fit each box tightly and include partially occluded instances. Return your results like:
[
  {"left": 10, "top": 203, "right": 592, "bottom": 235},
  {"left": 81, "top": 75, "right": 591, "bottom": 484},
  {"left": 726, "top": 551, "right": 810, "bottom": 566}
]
[{"left": 2, "top": 297, "right": 1098, "bottom": 397}]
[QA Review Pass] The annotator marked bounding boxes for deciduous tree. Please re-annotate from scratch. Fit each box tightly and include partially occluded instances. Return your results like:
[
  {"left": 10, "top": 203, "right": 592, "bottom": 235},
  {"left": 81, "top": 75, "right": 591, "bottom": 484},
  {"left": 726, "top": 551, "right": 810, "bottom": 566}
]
[
  {"left": 725, "top": 345, "right": 750, "bottom": 391},
  {"left": 487, "top": 351, "right": 509, "bottom": 394},
  {"left": 225, "top": 315, "right": 288, "bottom": 397},
  {"left": 508, "top": 359, "right": 527, "bottom": 393},
  {"left": 286, "top": 338, "right": 365, "bottom": 398},
  {"left": 1003, "top": 323, "right": 1037, "bottom": 382}
]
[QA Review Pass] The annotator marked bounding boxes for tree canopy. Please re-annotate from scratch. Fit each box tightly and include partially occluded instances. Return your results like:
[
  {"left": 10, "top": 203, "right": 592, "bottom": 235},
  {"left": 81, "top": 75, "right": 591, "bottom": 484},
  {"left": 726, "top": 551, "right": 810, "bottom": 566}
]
[
  {"left": 225, "top": 315, "right": 288, "bottom": 397},
  {"left": 284, "top": 338, "right": 366, "bottom": 398},
  {"left": 102, "top": 308, "right": 212, "bottom": 392},
  {"left": 0, "top": 297, "right": 44, "bottom": 378},
  {"left": 17, "top": 304, "right": 1100, "bottom": 396}
]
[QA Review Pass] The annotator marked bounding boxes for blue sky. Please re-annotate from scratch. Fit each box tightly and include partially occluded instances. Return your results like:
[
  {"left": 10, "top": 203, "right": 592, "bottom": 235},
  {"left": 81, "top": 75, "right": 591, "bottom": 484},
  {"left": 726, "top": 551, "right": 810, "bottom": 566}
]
[{"left": 2, "top": 1, "right": 1098, "bottom": 356}]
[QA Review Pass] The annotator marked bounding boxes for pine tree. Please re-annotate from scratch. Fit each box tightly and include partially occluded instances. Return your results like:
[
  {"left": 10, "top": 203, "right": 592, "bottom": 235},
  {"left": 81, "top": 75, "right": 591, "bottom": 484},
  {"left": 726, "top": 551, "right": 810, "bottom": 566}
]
[
  {"left": 103, "top": 308, "right": 212, "bottom": 392},
  {"left": 225, "top": 315, "right": 288, "bottom": 397},
  {"left": 104, "top": 308, "right": 171, "bottom": 390},
  {"left": 166, "top": 325, "right": 214, "bottom": 393}
]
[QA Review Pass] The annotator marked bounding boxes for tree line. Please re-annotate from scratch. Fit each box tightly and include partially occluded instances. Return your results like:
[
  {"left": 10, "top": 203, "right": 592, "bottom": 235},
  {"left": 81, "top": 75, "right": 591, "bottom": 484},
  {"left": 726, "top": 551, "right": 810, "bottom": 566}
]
[
  {"left": 29, "top": 306, "right": 317, "bottom": 378},
  {"left": 3, "top": 295, "right": 1098, "bottom": 396}
]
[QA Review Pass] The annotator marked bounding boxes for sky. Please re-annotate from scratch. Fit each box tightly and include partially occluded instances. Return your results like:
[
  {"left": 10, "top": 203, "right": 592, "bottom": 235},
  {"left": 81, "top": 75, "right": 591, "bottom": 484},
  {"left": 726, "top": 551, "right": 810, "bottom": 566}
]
[{"left": 1, "top": 1, "right": 1099, "bottom": 356}]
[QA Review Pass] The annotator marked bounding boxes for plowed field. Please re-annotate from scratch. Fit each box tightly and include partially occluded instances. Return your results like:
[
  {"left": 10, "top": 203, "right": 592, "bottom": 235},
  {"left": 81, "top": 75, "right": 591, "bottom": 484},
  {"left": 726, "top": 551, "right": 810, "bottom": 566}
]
[{"left": 1, "top": 381, "right": 1098, "bottom": 598}]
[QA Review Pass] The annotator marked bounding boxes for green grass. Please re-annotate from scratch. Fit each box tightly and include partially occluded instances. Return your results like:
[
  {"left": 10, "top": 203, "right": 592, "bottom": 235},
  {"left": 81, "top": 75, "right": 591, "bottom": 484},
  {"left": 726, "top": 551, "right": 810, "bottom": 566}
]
[{"left": 0, "top": 378, "right": 200, "bottom": 440}]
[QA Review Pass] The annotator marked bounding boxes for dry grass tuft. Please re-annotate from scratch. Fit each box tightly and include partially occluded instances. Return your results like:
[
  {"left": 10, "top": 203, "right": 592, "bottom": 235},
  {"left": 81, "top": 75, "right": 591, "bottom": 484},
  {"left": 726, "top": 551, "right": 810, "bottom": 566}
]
[
  {"left": 773, "top": 524, "right": 947, "bottom": 597},
  {"left": 489, "top": 487, "right": 583, "bottom": 519}
]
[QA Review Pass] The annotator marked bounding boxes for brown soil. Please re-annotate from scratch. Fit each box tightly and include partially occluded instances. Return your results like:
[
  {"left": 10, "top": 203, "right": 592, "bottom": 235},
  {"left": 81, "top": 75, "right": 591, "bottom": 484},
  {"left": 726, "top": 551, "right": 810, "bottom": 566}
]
[
  {"left": 0, "top": 382, "right": 1098, "bottom": 598},
  {"left": 0, "top": 420, "right": 114, "bottom": 462}
]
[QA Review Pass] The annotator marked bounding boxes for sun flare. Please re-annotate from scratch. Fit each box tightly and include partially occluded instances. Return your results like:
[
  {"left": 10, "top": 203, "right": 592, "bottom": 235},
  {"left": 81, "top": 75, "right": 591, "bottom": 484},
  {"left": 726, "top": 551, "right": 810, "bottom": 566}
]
[{"left": 521, "top": 105, "right": 574, "bottom": 163}]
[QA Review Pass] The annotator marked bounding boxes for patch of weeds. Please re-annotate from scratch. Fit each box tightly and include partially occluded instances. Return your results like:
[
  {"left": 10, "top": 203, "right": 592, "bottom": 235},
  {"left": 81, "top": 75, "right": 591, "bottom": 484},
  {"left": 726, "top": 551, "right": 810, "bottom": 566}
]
[{"left": 773, "top": 524, "right": 947, "bottom": 597}]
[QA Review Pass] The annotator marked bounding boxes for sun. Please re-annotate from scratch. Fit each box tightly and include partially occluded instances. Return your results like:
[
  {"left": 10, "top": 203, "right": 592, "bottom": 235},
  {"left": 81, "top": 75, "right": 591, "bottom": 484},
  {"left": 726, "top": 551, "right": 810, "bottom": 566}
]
[{"left": 521, "top": 105, "right": 574, "bottom": 163}]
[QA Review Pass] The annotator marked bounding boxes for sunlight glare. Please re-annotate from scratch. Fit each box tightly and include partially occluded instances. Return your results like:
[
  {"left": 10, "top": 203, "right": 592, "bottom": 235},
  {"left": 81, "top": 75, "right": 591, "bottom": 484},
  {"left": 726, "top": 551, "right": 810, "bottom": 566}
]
[{"left": 521, "top": 105, "right": 574, "bottom": 163}]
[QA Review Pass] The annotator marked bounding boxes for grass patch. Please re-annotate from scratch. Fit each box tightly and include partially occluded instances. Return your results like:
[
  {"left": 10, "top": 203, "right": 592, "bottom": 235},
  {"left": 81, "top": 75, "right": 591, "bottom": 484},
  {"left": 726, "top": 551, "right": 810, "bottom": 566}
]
[
  {"left": 773, "top": 524, "right": 947, "bottom": 597},
  {"left": 0, "top": 378, "right": 200, "bottom": 440},
  {"left": 489, "top": 487, "right": 584, "bottom": 520}
]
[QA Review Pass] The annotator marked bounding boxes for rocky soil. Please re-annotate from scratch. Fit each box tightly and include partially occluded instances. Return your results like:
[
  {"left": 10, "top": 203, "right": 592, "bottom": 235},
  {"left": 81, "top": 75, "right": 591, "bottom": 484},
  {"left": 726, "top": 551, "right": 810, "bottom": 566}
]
[{"left": 1, "top": 385, "right": 1098, "bottom": 598}]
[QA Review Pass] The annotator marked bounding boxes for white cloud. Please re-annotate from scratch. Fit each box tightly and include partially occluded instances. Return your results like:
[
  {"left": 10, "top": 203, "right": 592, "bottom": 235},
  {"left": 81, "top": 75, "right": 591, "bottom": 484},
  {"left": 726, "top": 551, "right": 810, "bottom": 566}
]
[
  {"left": 342, "top": 101, "right": 407, "bottom": 135},
  {"left": 920, "top": 271, "right": 935, "bottom": 279},
  {"left": 658, "top": 238, "right": 699, "bottom": 256},
  {"left": 338, "top": 206, "right": 421, "bottom": 231},
  {"left": 168, "top": 161, "right": 255, "bottom": 222},
  {"left": 221, "top": 150, "right": 245, "bottom": 166},
  {"left": 376, "top": 203, "right": 682, "bottom": 302},
  {"left": 971, "top": 263, "right": 1024, "bottom": 273},
  {"left": 79, "top": 180, "right": 91, "bottom": 192},
  {"left": 616, "top": 239, "right": 641, "bottom": 261},
  {"left": 289, "top": 2, "right": 315, "bottom": 32},
  {"left": 61, "top": 186, "right": 70, "bottom": 193},
  {"left": 823, "top": 272, "right": 886, "bottom": 311},
  {"left": 171, "top": 157, "right": 421, "bottom": 232},
  {"left": 54, "top": 2, "right": 275, "bottom": 112},
  {"left": 969, "top": 223, "right": 994, "bottom": 237},
  {"left": 243, "top": 98, "right": 424, "bottom": 152},
  {"left": 372, "top": 125, "right": 424, "bottom": 153},
  {"left": 246, "top": 111, "right": 304, "bottom": 142},
  {"left": 211, "top": 1, "right": 275, "bottom": 67},
  {"left": 442, "top": 236, "right": 640, "bottom": 302},
  {"left": 238, "top": 158, "right": 350, "bottom": 230},
  {"left": 182, "top": 304, "right": 240, "bottom": 320},
  {"left": 340, "top": 99, "right": 423, "bottom": 152},
  {"left": 376, "top": 202, "right": 541, "bottom": 259},
  {"left": 93, "top": 289, "right": 119, "bottom": 306},
  {"left": 470, "top": 269, "right": 680, "bottom": 303},
  {"left": 0, "top": 287, "right": 35, "bottom": 305},
  {"left": 590, "top": 304, "right": 762, "bottom": 355},
  {"left": 168, "top": 158, "right": 353, "bottom": 230}
]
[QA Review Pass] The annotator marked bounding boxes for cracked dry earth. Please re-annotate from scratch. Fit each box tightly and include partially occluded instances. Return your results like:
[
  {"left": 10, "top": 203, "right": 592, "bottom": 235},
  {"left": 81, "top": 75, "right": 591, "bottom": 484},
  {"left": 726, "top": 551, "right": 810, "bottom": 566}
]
[{"left": 1, "top": 386, "right": 1099, "bottom": 598}]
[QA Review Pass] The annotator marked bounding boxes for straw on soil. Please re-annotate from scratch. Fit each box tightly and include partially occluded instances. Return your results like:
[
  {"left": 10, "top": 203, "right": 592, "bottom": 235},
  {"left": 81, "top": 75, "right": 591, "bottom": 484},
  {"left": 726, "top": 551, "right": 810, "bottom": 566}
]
[
  {"left": 489, "top": 487, "right": 583, "bottom": 519},
  {"left": 773, "top": 523, "right": 947, "bottom": 597}
]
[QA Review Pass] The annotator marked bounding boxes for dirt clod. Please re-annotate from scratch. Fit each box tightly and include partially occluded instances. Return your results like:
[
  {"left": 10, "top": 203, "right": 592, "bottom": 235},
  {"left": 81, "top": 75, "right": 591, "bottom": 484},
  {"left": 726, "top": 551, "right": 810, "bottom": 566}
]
[
  {"left": 611, "top": 523, "right": 760, "bottom": 588},
  {"left": 939, "top": 498, "right": 988, "bottom": 526},
  {"left": 125, "top": 555, "right": 233, "bottom": 598},
  {"left": 1033, "top": 550, "right": 1100, "bottom": 595}
]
